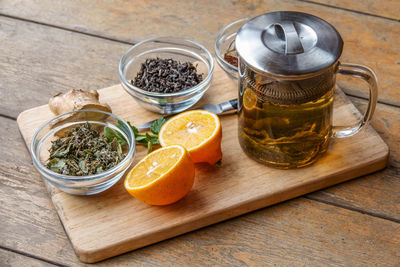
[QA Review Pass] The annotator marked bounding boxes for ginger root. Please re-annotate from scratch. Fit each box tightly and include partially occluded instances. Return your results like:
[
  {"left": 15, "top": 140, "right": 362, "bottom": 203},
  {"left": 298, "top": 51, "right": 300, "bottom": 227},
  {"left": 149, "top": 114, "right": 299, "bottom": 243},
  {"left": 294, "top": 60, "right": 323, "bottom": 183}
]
[
  {"left": 48, "top": 89, "right": 112, "bottom": 133},
  {"left": 49, "top": 89, "right": 111, "bottom": 115}
]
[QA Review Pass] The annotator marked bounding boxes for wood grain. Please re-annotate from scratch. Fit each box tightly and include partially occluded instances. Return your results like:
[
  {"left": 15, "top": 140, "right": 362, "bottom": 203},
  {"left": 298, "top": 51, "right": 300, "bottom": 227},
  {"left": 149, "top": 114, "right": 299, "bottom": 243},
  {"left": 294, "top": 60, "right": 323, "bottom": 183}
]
[
  {"left": 310, "top": 0, "right": 400, "bottom": 20},
  {"left": 2, "top": 113, "right": 399, "bottom": 266},
  {"left": 97, "top": 198, "right": 400, "bottom": 266},
  {"left": 307, "top": 97, "right": 400, "bottom": 221},
  {"left": 1, "top": 102, "right": 398, "bottom": 265},
  {"left": 17, "top": 67, "right": 388, "bottom": 262},
  {"left": 0, "top": 249, "right": 56, "bottom": 267},
  {"left": 1, "top": 0, "right": 399, "bottom": 265},
  {"left": 350, "top": 96, "right": 400, "bottom": 168},
  {"left": 1, "top": 0, "right": 399, "bottom": 106},
  {"left": 308, "top": 166, "right": 400, "bottom": 221},
  {"left": 0, "top": 16, "right": 129, "bottom": 119},
  {"left": 0, "top": 117, "right": 80, "bottom": 266}
]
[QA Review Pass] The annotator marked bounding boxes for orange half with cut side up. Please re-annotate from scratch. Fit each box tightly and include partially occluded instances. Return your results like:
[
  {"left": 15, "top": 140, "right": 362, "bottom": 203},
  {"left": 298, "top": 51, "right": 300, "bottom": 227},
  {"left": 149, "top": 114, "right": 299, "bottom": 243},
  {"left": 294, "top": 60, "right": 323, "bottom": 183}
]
[
  {"left": 124, "top": 145, "right": 195, "bottom": 206},
  {"left": 158, "top": 110, "right": 223, "bottom": 164}
]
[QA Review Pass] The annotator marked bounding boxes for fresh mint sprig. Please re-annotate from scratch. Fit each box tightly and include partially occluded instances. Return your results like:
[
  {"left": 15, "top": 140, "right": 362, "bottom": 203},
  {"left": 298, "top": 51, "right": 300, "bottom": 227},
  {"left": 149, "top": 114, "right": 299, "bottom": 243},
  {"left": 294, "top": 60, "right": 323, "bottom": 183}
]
[
  {"left": 104, "top": 126, "right": 127, "bottom": 145},
  {"left": 105, "top": 117, "right": 166, "bottom": 153},
  {"left": 149, "top": 117, "right": 166, "bottom": 134}
]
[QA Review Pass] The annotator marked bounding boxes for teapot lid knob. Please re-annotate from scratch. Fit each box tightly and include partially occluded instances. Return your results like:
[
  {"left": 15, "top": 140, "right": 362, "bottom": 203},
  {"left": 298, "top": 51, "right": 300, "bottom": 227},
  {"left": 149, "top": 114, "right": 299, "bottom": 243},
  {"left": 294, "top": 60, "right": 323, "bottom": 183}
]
[
  {"left": 263, "top": 22, "right": 304, "bottom": 55},
  {"left": 236, "top": 11, "right": 343, "bottom": 77}
]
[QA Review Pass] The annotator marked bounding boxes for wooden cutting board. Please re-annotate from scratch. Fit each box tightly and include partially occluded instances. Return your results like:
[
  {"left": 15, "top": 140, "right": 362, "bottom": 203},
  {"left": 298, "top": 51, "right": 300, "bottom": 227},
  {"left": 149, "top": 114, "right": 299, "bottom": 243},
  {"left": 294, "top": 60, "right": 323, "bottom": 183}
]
[{"left": 17, "top": 66, "right": 389, "bottom": 263}]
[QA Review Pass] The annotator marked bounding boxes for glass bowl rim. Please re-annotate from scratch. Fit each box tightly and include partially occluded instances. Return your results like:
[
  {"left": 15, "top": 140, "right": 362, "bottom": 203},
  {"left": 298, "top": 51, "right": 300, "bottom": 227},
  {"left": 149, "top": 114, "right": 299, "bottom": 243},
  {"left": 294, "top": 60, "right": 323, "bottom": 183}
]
[
  {"left": 214, "top": 17, "right": 249, "bottom": 74},
  {"left": 30, "top": 109, "right": 136, "bottom": 182},
  {"left": 118, "top": 36, "right": 214, "bottom": 98}
]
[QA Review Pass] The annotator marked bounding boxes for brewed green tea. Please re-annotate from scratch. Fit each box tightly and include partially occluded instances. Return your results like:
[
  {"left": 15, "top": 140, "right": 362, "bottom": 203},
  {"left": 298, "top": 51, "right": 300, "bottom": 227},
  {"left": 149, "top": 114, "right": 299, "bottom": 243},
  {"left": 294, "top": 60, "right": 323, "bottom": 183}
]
[{"left": 238, "top": 87, "right": 334, "bottom": 168}]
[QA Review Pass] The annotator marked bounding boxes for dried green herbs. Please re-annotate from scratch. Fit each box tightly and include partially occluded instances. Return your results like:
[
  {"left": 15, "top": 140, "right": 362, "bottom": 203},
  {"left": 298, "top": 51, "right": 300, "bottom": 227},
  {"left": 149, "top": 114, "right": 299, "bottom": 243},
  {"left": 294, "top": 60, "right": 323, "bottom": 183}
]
[
  {"left": 47, "top": 122, "right": 126, "bottom": 176},
  {"left": 131, "top": 58, "right": 203, "bottom": 93}
]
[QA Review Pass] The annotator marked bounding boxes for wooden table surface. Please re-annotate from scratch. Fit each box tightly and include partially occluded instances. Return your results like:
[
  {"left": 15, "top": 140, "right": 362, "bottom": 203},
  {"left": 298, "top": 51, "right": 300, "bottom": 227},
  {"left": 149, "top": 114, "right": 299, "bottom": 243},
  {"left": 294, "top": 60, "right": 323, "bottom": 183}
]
[{"left": 1, "top": 1, "right": 399, "bottom": 266}]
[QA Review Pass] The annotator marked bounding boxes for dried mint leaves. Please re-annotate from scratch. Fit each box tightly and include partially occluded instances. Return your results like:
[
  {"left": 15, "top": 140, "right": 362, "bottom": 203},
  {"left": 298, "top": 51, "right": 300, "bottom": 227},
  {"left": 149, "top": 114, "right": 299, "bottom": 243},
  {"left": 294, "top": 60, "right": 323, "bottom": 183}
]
[{"left": 47, "top": 122, "right": 126, "bottom": 176}]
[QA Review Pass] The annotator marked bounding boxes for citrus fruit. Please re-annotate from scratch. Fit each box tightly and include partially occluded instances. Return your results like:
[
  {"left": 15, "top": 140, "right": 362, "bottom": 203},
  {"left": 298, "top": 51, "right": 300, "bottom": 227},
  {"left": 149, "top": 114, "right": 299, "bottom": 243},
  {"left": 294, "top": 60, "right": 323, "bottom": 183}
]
[
  {"left": 243, "top": 88, "right": 257, "bottom": 110},
  {"left": 158, "top": 110, "right": 222, "bottom": 164},
  {"left": 124, "top": 145, "right": 195, "bottom": 206}
]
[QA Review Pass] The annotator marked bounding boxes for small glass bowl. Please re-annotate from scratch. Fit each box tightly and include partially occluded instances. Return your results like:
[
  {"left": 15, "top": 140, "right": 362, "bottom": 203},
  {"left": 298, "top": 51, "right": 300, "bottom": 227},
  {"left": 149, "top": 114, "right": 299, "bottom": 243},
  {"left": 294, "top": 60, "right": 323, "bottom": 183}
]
[
  {"left": 119, "top": 37, "right": 214, "bottom": 114},
  {"left": 30, "top": 110, "right": 135, "bottom": 195},
  {"left": 214, "top": 18, "right": 249, "bottom": 80}
]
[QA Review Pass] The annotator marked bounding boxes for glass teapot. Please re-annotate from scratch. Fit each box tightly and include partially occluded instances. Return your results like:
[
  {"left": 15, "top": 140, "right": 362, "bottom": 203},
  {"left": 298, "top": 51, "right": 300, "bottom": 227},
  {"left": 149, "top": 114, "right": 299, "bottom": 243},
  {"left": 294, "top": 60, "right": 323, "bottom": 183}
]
[{"left": 234, "top": 12, "right": 378, "bottom": 169}]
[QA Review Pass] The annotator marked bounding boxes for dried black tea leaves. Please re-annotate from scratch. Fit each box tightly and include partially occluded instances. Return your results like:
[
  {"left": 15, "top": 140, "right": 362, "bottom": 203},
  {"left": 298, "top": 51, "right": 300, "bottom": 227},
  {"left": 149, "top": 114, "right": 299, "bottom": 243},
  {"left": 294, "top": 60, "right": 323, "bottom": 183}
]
[
  {"left": 224, "top": 53, "right": 238, "bottom": 67},
  {"left": 223, "top": 38, "right": 238, "bottom": 67},
  {"left": 131, "top": 58, "right": 203, "bottom": 93},
  {"left": 46, "top": 122, "right": 126, "bottom": 176}
]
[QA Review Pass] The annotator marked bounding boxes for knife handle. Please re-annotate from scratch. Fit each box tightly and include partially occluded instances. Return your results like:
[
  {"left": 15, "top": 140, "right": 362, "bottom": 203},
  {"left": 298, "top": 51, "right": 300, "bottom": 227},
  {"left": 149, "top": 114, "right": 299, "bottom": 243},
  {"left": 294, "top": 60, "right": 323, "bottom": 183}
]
[
  {"left": 218, "top": 98, "right": 238, "bottom": 113},
  {"left": 229, "top": 99, "right": 238, "bottom": 110}
]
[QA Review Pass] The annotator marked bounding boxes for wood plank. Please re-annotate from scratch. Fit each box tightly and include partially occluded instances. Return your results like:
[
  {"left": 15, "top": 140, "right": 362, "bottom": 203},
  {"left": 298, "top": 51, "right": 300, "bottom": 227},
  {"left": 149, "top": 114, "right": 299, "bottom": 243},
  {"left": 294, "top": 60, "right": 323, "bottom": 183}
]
[
  {"left": 97, "top": 198, "right": 400, "bottom": 266},
  {"left": 1, "top": 114, "right": 399, "bottom": 265},
  {"left": 350, "top": 97, "right": 400, "bottom": 168},
  {"left": 1, "top": 0, "right": 399, "bottom": 106},
  {"left": 310, "top": 0, "right": 400, "bottom": 20},
  {"left": 0, "top": 16, "right": 129, "bottom": 119},
  {"left": 308, "top": 98, "right": 400, "bottom": 221},
  {"left": 308, "top": 166, "right": 400, "bottom": 221},
  {"left": 3, "top": 90, "right": 397, "bottom": 265},
  {"left": 0, "top": 1, "right": 399, "bottom": 264},
  {"left": 0, "top": 248, "right": 56, "bottom": 267},
  {"left": 17, "top": 74, "right": 388, "bottom": 262},
  {"left": 0, "top": 118, "right": 80, "bottom": 266}
]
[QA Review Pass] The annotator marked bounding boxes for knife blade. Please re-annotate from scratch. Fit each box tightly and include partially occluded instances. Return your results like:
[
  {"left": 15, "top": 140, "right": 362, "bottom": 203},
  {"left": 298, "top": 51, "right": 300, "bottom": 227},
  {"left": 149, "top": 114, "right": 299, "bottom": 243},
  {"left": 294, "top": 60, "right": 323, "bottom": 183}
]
[{"left": 136, "top": 99, "right": 238, "bottom": 130}]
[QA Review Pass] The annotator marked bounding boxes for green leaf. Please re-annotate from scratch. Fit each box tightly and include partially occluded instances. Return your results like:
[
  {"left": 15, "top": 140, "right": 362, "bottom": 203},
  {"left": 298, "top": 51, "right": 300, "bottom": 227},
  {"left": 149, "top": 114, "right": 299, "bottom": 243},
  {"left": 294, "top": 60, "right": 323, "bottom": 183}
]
[
  {"left": 151, "top": 136, "right": 160, "bottom": 145},
  {"left": 113, "top": 138, "right": 123, "bottom": 158},
  {"left": 104, "top": 126, "right": 116, "bottom": 142},
  {"left": 110, "top": 137, "right": 118, "bottom": 151},
  {"left": 150, "top": 116, "right": 166, "bottom": 134},
  {"left": 147, "top": 140, "right": 153, "bottom": 153},
  {"left": 104, "top": 127, "right": 126, "bottom": 145},
  {"left": 109, "top": 137, "right": 123, "bottom": 159},
  {"left": 48, "top": 158, "right": 66, "bottom": 173},
  {"left": 52, "top": 144, "right": 70, "bottom": 158},
  {"left": 79, "top": 160, "right": 88, "bottom": 174},
  {"left": 120, "top": 121, "right": 139, "bottom": 136},
  {"left": 135, "top": 136, "right": 148, "bottom": 144},
  {"left": 120, "top": 120, "right": 161, "bottom": 151},
  {"left": 145, "top": 133, "right": 159, "bottom": 145}
]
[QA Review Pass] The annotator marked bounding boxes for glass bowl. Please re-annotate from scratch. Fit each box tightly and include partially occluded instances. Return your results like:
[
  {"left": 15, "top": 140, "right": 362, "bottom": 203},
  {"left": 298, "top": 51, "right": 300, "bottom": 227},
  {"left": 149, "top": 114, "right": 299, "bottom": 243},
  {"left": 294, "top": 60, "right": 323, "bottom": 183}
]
[
  {"left": 214, "top": 18, "right": 249, "bottom": 80},
  {"left": 119, "top": 37, "right": 214, "bottom": 114},
  {"left": 30, "top": 110, "right": 135, "bottom": 195}
]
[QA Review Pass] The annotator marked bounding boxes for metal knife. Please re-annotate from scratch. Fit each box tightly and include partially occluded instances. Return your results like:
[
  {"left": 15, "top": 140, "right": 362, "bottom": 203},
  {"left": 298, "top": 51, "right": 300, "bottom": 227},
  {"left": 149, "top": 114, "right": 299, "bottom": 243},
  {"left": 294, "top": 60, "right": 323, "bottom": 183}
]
[{"left": 137, "top": 99, "right": 238, "bottom": 130}]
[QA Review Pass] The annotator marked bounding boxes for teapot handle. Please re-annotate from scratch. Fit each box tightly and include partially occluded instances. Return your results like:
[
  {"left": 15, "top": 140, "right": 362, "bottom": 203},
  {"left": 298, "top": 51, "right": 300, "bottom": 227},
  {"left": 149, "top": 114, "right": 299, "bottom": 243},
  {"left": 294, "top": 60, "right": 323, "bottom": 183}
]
[{"left": 333, "top": 63, "right": 378, "bottom": 138}]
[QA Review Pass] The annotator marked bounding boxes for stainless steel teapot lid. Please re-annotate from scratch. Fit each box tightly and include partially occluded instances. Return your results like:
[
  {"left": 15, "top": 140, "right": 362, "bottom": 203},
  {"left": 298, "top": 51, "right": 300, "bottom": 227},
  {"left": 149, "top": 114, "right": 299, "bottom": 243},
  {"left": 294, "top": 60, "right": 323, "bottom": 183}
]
[{"left": 235, "top": 11, "right": 343, "bottom": 77}]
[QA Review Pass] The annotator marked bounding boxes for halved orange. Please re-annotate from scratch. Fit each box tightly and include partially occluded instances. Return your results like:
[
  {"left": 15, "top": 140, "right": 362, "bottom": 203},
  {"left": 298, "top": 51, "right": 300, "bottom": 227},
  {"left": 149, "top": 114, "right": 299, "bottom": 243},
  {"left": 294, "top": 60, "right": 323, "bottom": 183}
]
[
  {"left": 243, "top": 88, "right": 257, "bottom": 110},
  {"left": 124, "top": 145, "right": 195, "bottom": 205},
  {"left": 158, "top": 110, "right": 222, "bottom": 164}
]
